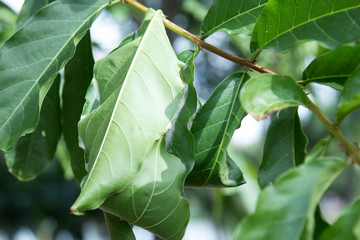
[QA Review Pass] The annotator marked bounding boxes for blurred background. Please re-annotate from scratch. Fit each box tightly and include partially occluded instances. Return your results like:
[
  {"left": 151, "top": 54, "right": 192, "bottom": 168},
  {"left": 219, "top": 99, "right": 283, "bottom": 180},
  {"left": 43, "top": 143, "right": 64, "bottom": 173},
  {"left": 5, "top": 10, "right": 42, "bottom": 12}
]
[{"left": 0, "top": 0, "right": 360, "bottom": 239}]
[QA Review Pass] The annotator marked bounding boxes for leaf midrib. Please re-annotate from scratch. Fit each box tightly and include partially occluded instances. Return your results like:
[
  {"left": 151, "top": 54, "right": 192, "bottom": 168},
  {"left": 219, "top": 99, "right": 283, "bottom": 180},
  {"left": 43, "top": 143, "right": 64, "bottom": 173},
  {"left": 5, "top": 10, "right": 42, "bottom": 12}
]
[
  {"left": 0, "top": 1, "right": 108, "bottom": 143},
  {"left": 262, "top": 4, "right": 360, "bottom": 47}
]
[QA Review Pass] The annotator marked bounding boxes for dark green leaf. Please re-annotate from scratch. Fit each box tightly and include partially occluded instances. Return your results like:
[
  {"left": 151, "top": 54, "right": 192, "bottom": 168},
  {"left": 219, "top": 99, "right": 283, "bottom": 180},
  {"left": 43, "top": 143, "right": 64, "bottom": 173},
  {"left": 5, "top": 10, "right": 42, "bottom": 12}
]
[
  {"left": 336, "top": 66, "right": 360, "bottom": 124},
  {"left": 235, "top": 157, "right": 348, "bottom": 240},
  {"left": 63, "top": 32, "right": 94, "bottom": 183},
  {"left": 166, "top": 49, "right": 199, "bottom": 175},
  {"left": 104, "top": 212, "right": 135, "bottom": 240},
  {"left": 258, "top": 107, "right": 308, "bottom": 188},
  {"left": 302, "top": 45, "right": 360, "bottom": 90},
  {"left": 201, "top": 0, "right": 269, "bottom": 38},
  {"left": 5, "top": 75, "right": 61, "bottom": 181},
  {"left": 71, "top": 10, "right": 189, "bottom": 239},
  {"left": 188, "top": 72, "right": 248, "bottom": 187},
  {"left": 313, "top": 206, "right": 330, "bottom": 240},
  {"left": 240, "top": 74, "right": 308, "bottom": 120},
  {"left": 319, "top": 198, "right": 360, "bottom": 240},
  {"left": 251, "top": 0, "right": 360, "bottom": 52},
  {"left": 0, "top": 0, "right": 109, "bottom": 152}
]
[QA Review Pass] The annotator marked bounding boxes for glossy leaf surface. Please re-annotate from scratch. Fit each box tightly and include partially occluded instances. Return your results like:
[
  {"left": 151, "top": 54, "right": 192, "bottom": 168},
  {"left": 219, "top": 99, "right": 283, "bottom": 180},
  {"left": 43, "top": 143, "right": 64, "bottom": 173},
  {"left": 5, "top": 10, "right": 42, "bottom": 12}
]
[
  {"left": 319, "top": 198, "right": 360, "bottom": 240},
  {"left": 240, "top": 74, "right": 308, "bottom": 120},
  {"left": 71, "top": 10, "right": 189, "bottom": 239},
  {"left": 188, "top": 72, "right": 248, "bottom": 187},
  {"left": 337, "top": 66, "right": 360, "bottom": 124},
  {"left": 63, "top": 32, "right": 94, "bottom": 183},
  {"left": 0, "top": 0, "right": 109, "bottom": 151},
  {"left": 251, "top": 0, "right": 360, "bottom": 52},
  {"left": 302, "top": 45, "right": 360, "bottom": 90},
  {"left": 104, "top": 212, "right": 135, "bottom": 240},
  {"left": 258, "top": 107, "right": 308, "bottom": 188},
  {"left": 235, "top": 157, "right": 348, "bottom": 240},
  {"left": 201, "top": 0, "right": 269, "bottom": 38},
  {"left": 5, "top": 76, "right": 61, "bottom": 181}
]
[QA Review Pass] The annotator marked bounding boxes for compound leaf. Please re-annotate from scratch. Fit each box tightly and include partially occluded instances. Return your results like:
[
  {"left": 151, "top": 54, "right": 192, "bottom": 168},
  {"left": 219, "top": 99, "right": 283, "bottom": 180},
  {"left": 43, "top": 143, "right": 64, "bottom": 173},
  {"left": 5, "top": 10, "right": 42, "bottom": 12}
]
[
  {"left": 188, "top": 72, "right": 248, "bottom": 187},
  {"left": 201, "top": 0, "right": 269, "bottom": 38},
  {"left": 0, "top": 0, "right": 109, "bottom": 152},
  {"left": 235, "top": 157, "right": 348, "bottom": 240},
  {"left": 251, "top": 0, "right": 360, "bottom": 52},
  {"left": 240, "top": 74, "right": 308, "bottom": 120}
]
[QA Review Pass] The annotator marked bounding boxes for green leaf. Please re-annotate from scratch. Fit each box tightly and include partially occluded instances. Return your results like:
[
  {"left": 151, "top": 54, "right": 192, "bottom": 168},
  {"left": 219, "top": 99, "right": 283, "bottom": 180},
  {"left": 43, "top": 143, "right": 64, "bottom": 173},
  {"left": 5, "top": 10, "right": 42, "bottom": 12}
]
[
  {"left": 313, "top": 206, "right": 330, "bottom": 240},
  {"left": 201, "top": 0, "right": 269, "bottom": 38},
  {"left": 251, "top": 0, "right": 360, "bottom": 52},
  {"left": 15, "top": 0, "right": 49, "bottom": 30},
  {"left": 235, "top": 157, "right": 348, "bottom": 240},
  {"left": 302, "top": 45, "right": 360, "bottom": 90},
  {"left": 63, "top": 31, "right": 94, "bottom": 183},
  {"left": 336, "top": 66, "right": 360, "bottom": 124},
  {"left": 166, "top": 49, "right": 199, "bottom": 175},
  {"left": 305, "top": 137, "right": 332, "bottom": 162},
  {"left": 240, "top": 74, "right": 308, "bottom": 120},
  {"left": 258, "top": 107, "right": 308, "bottom": 188},
  {"left": 0, "top": 3, "right": 16, "bottom": 45},
  {"left": 187, "top": 72, "right": 248, "bottom": 187},
  {"left": 71, "top": 10, "right": 189, "bottom": 239},
  {"left": 0, "top": 0, "right": 109, "bottom": 152},
  {"left": 101, "top": 139, "right": 190, "bottom": 240},
  {"left": 104, "top": 212, "right": 135, "bottom": 240},
  {"left": 319, "top": 198, "right": 360, "bottom": 240},
  {"left": 5, "top": 75, "right": 61, "bottom": 181}
]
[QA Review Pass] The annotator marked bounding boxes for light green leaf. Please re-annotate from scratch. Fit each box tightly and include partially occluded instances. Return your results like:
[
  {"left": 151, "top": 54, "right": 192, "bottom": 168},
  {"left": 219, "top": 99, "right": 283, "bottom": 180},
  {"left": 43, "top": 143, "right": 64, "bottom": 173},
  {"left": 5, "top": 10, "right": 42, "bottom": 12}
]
[
  {"left": 0, "top": 0, "right": 109, "bottom": 152},
  {"left": 235, "top": 157, "right": 348, "bottom": 240},
  {"left": 187, "top": 72, "right": 248, "bottom": 187},
  {"left": 240, "top": 74, "right": 308, "bottom": 120},
  {"left": 258, "top": 107, "right": 308, "bottom": 188},
  {"left": 201, "top": 0, "right": 269, "bottom": 38},
  {"left": 104, "top": 212, "right": 136, "bottom": 240},
  {"left": 336, "top": 66, "right": 360, "bottom": 124},
  {"left": 63, "top": 32, "right": 94, "bottom": 183},
  {"left": 71, "top": 10, "right": 189, "bottom": 239},
  {"left": 251, "top": 0, "right": 360, "bottom": 52},
  {"left": 167, "top": 49, "right": 199, "bottom": 175},
  {"left": 319, "top": 198, "right": 360, "bottom": 240},
  {"left": 0, "top": 3, "right": 16, "bottom": 45},
  {"left": 302, "top": 45, "right": 360, "bottom": 90},
  {"left": 5, "top": 75, "right": 61, "bottom": 181}
]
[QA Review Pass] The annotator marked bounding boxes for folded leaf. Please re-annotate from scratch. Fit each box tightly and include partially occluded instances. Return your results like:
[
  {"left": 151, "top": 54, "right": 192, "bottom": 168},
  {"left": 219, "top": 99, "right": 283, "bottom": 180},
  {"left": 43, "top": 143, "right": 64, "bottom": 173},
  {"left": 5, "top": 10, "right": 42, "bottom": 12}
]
[
  {"left": 240, "top": 74, "right": 308, "bottom": 120},
  {"left": 5, "top": 75, "right": 61, "bottom": 181},
  {"left": 188, "top": 72, "right": 248, "bottom": 187},
  {"left": 63, "top": 32, "right": 94, "bottom": 183},
  {"left": 0, "top": 0, "right": 109, "bottom": 151},
  {"left": 71, "top": 10, "right": 189, "bottom": 239},
  {"left": 104, "top": 212, "right": 135, "bottom": 240},
  {"left": 319, "top": 198, "right": 360, "bottom": 240},
  {"left": 201, "top": 0, "right": 269, "bottom": 38},
  {"left": 166, "top": 49, "right": 199, "bottom": 175},
  {"left": 258, "top": 107, "right": 308, "bottom": 188},
  {"left": 336, "top": 66, "right": 360, "bottom": 124},
  {"left": 251, "top": 0, "right": 360, "bottom": 52},
  {"left": 302, "top": 45, "right": 360, "bottom": 90},
  {"left": 235, "top": 157, "right": 348, "bottom": 240},
  {"left": 102, "top": 139, "right": 190, "bottom": 240}
]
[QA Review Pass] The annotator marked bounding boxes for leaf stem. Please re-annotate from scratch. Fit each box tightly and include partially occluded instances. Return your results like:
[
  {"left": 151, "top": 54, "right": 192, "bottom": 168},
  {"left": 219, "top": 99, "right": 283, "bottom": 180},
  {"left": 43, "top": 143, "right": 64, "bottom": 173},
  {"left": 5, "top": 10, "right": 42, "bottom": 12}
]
[
  {"left": 120, "top": 0, "right": 275, "bottom": 75},
  {"left": 307, "top": 97, "right": 360, "bottom": 165}
]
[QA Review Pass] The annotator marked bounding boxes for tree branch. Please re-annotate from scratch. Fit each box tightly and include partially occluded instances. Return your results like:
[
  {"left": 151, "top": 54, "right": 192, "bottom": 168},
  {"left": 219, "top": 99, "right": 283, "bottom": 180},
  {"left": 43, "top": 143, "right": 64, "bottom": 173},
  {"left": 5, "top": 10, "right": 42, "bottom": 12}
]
[{"left": 118, "top": 0, "right": 275, "bottom": 75}]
